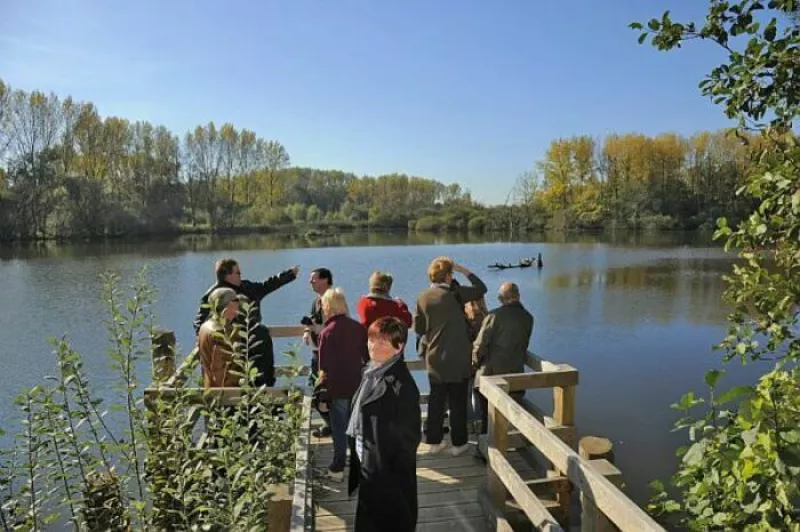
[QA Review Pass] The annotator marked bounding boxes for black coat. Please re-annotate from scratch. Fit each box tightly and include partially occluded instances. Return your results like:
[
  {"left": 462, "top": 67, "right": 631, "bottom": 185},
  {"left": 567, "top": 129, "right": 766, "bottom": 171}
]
[
  {"left": 192, "top": 268, "right": 296, "bottom": 386},
  {"left": 348, "top": 360, "right": 421, "bottom": 532}
]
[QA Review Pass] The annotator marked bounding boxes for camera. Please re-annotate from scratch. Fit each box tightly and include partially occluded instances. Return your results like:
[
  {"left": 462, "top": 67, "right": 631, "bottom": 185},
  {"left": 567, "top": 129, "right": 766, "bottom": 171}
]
[{"left": 300, "top": 315, "right": 314, "bottom": 326}]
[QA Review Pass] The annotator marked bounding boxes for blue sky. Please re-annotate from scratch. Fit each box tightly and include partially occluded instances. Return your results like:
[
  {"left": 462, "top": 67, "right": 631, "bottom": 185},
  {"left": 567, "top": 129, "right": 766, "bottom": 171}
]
[{"left": 1, "top": 0, "right": 733, "bottom": 205}]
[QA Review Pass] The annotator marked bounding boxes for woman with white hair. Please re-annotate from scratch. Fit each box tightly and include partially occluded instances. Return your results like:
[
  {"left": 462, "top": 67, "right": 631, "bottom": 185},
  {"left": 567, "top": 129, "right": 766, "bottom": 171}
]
[{"left": 318, "top": 287, "right": 369, "bottom": 482}]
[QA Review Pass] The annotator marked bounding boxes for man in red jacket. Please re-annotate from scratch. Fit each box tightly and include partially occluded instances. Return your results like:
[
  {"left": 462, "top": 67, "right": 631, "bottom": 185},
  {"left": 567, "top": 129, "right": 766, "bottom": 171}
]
[{"left": 356, "top": 272, "right": 413, "bottom": 329}]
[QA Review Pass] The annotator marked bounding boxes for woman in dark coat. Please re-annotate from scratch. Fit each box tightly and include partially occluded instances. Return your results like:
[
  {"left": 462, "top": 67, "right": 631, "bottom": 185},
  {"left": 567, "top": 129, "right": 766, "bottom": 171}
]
[{"left": 346, "top": 317, "right": 421, "bottom": 532}]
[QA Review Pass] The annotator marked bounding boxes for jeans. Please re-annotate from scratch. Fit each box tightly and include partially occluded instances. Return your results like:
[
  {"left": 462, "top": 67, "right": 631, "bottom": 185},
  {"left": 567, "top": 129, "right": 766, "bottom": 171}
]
[
  {"left": 427, "top": 378, "right": 469, "bottom": 446},
  {"left": 328, "top": 398, "right": 351, "bottom": 472}
]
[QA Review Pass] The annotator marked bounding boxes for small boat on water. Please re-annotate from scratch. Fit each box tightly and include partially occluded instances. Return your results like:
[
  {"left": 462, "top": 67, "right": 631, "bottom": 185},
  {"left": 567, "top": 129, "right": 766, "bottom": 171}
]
[
  {"left": 488, "top": 254, "right": 542, "bottom": 270},
  {"left": 489, "top": 260, "right": 533, "bottom": 270}
]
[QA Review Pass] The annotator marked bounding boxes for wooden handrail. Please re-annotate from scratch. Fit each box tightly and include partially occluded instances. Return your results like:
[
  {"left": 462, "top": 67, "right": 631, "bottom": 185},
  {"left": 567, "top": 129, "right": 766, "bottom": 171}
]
[
  {"left": 480, "top": 376, "right": 664, "bottom": 532},
  {"left": 487, "top": 447, "right": 563, "bottom": 531}
]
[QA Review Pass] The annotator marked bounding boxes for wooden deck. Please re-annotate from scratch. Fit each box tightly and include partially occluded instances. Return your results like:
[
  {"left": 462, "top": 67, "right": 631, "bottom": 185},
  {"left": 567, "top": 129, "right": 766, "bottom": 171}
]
[{"left": 310, "top": 417, "right": 560, "bottom": 532}]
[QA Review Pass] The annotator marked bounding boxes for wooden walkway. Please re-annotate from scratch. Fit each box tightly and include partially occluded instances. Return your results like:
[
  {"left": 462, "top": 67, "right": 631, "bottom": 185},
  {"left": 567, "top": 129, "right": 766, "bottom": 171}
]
[
  {"left": 310, "top": 416, "right": 560, "bottom": 532},
  {"left": 145, "top": 326, "right": 665, "bottom": 532}
]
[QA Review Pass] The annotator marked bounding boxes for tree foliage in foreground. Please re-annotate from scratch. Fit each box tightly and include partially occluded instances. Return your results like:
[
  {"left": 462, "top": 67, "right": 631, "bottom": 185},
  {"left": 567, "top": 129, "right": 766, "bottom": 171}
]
[{"left": 632, "top": 1, "right": 800, "bottom": 529}]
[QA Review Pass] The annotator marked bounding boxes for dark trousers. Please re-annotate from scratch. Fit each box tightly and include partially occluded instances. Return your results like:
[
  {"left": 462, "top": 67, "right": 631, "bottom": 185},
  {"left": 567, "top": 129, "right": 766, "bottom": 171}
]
[
  {"left": 478, "top": 390, "right": 524, "bottom": 435},
  {"left": 310, "top": 351, "right": 331, "bottom": 428},
  {"left": 426, "top": 378, "right": 469, "bottom": 446}
]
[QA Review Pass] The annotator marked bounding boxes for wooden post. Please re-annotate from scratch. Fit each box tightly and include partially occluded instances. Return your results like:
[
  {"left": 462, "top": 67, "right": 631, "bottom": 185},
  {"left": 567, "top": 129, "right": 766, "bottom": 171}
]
[
  {"left": 579, "top": 436, "right": 622, "bottom": 532},
  {"left": 551, "top": 385, "right": 576, "bottom": 525},
  {"left": 266, "top": 483, "right": 292, "bottom": 531},
  {"left": 151, "top": 328, "right": 176, "bottom": 384},
  {"left": 487, "top": 378, "right": 510, "bottom": 512}
]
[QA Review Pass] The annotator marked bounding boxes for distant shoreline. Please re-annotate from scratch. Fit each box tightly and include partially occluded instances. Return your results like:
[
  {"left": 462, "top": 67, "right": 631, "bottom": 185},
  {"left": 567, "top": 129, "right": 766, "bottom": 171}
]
[{"left": 0, "top": 222, "right": 715, "bottom": 246}]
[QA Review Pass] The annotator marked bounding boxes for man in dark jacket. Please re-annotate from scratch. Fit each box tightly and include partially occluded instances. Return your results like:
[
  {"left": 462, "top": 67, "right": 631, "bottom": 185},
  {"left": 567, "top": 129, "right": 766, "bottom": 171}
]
[
  {"left": 414, "top": 257, "right": 486, "bottom": 456},
  {"left": 472, "top": 282, "right": 534, "bottom": 434},
  {"left": 347, "top": 317, "right": 421, "bottom": 532},
  {"left": 303, "top": 267, "right": 333, "bottom": 437},
  {"left": 193, "top": 258, "right": 299, "bottom": 387}
]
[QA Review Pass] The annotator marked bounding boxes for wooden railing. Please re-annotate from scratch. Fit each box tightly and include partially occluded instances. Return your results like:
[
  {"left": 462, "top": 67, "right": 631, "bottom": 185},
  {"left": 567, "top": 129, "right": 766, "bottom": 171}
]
[
  {"left": 479, "top": 372, "right": 665, "bottom": 532},
  {"left": 147, "top": 325, "right": 663, "bottom": 531}
]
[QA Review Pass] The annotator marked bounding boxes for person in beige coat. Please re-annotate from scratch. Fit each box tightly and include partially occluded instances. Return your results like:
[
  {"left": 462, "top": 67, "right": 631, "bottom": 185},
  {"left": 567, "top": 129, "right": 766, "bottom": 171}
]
[{"left": 414, "top": 256, "right": 487, "bottom": 456}]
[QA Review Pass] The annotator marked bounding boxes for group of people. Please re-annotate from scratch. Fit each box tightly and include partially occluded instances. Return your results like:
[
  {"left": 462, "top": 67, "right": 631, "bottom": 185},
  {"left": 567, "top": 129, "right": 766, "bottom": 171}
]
[{"left": 192, "top": 256, "right": 534, "bottom": 531}]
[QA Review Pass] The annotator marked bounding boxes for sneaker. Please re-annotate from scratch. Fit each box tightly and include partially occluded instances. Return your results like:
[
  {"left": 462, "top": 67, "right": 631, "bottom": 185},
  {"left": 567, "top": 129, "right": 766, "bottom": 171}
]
[
  {"left": 426, "top": 441, "right": 450, "bottom": 454},
  {"left": 449, "top": 444, "right": 471, "bottom": 457},
  {"left": 313, "top": 426, "right": 332, "bottom": 438},
  {"left": 325, "top": 468, "right": 344, "bottom": 483}
]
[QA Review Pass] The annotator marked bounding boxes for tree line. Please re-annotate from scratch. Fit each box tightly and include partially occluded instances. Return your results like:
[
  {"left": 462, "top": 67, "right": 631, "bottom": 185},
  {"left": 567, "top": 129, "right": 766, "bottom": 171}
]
[{"left": 0, "top": 76, "right": 762, "bottom": 241}]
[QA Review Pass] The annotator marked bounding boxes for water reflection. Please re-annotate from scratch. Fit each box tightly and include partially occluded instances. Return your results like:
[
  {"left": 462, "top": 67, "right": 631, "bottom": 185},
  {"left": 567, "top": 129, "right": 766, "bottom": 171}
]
[{"left": 546, "top": 257, "right": 734, "bottom": 325}]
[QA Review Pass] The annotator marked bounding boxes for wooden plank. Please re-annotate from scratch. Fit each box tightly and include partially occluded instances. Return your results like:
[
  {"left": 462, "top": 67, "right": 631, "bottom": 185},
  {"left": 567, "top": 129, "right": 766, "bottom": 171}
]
[
  {"left": 489, "top": 369, "right": 578, "bottom": 391},
  {"left": 314, "top": 449, "right": 538, "bottom": 472},
  {"left": 488, "top": 447, "right": 563, "bottom": 531},
  {"left": 405, "top": 358, "right": 426, "bottom": 371},
  {"left": 480, "top": 377, "right": 664, "bottom": 532},
  {"left": 269, "top": 325, "right": 305, "bottom": 338},
  {"left": 290, "top": 396, "right": 313, "bottom": 532},
  {"left": 317, "top": 488, "right": 481, "bottom": 516},
  {"left": 525, "top": 352, "right": 577, "bottom": 376},
  {"left": 315, "top": 501, "right": 485, "bottom": 530}
]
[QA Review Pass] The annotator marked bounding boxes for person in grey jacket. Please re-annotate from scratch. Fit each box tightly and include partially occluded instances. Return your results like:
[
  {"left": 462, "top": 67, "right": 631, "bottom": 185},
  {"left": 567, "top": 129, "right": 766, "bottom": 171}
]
[
  {"left": 414, "top": 256, "right": 487, "bottom": 456},
  {"left": 472, "top": 282, "right": 534, "bottom": 434}
]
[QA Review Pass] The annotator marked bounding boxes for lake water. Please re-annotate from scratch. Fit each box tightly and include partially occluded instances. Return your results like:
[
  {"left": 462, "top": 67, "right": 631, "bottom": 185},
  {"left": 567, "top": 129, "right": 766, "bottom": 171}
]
[{"left": 0, "top": 230, "right": 764, "bottom": 506}]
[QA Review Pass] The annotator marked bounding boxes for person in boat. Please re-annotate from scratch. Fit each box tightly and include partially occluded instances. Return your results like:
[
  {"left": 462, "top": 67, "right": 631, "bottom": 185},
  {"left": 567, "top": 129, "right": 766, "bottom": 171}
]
[
  {"left": 197, "top": 287, "right": 245, "bottom": 388},
  {"left": 193, "top": 258, "right": 299, "bottom": 388},
  {"left": 355, "top": 271, "right": 413, "bottom": 330},
  {"left": 414, "top": 257, "right": 487, "bottom": 456},
  {"left": 472, "top": 282, "right": 534, "bottom": 435},
  {"left": 317, "top": 287, "right": 369, "bottom": 483},
  {"left": 303, "top": 267, "right": 334, "bottom": 437},
  {"left": 537, "top": 252, "right": 543, "bottom": 268},
  {"left": 347, "top": 316, "right": 421, "bottom": 532}
]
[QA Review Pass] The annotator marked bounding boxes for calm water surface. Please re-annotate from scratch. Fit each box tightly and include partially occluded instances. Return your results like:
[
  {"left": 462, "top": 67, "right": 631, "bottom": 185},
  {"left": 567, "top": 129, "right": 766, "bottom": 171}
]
[{"left": 0, "top": 231, "right": 763, "bottom": 506}]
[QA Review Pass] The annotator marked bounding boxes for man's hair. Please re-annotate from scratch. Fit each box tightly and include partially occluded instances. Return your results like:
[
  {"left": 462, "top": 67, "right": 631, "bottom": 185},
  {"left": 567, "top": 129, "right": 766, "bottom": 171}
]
[
  {"left": 498, "top": 282, "right": 521, "bottom": 304},
  {"left": 369, "top": 271, "right": 393, "bottom": 294},
  {"left": 427, "top": 256, "right": 454, "bottom": 283},
  {"left": 368, "top": 316, "right": 408, "bottom": 349},
  {"left": 215, "top": 258, "right": 239, "bottom": 283},
  {"left": 321, "top": 287, "right": 349, "bottom": 317},
  {"left": 311, "top": 267, "right": 333, "bottom": 286}
]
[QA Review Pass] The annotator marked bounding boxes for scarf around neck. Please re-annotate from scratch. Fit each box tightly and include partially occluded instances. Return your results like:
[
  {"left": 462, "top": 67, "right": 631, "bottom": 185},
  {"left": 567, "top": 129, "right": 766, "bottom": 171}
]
[{"left": 346, "top": 353, "right": 402, "bottom": 439}]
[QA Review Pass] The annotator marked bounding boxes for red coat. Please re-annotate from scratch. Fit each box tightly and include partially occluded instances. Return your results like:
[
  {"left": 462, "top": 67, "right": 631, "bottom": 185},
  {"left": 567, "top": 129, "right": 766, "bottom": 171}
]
[{"left": 356, "top": 295, "right": 413, "bottom": 329}]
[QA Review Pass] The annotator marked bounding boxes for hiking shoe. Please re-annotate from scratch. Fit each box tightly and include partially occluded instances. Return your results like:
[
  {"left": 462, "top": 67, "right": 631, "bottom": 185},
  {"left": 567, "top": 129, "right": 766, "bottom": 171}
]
[
  {"left": 325, "top": 468, "right": 344, "bottom": 483},
  {"left": 313, "top": 426, "right": 332, "bottom": 438}
]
